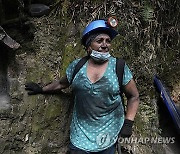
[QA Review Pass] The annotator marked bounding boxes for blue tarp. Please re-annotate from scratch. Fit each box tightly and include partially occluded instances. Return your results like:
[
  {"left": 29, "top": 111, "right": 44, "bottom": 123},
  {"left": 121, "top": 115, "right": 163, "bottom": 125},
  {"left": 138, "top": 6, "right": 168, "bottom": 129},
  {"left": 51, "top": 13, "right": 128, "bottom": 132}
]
[{"left": 154, "top": 75, "right": 180, "bottom": 134}]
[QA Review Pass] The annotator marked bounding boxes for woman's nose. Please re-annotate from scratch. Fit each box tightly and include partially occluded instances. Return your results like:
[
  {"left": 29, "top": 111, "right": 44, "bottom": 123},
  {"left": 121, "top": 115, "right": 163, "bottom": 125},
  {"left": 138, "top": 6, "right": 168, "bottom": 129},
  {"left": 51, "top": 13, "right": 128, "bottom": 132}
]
[{"left": 101, "top": 41, "right": 108, "bottom": 47}]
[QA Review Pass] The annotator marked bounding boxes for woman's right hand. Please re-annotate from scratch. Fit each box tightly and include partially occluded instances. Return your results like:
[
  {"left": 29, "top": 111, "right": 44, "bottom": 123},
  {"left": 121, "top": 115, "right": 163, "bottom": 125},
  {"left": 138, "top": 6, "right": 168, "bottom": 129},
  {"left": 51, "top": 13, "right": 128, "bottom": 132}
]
[{"left": 25, "top": 82, "right": 43, "bottom": 95}]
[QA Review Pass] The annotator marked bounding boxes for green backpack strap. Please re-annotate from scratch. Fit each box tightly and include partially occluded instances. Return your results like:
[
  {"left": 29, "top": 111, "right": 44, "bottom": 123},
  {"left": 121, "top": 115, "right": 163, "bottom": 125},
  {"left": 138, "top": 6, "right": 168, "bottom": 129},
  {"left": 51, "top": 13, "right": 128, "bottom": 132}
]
[
  {"left": 70, "top": 56, "right": 90, "bottom": 84},
  {"left": 116, "top": 58, "right": 125, "bottom": 110}
]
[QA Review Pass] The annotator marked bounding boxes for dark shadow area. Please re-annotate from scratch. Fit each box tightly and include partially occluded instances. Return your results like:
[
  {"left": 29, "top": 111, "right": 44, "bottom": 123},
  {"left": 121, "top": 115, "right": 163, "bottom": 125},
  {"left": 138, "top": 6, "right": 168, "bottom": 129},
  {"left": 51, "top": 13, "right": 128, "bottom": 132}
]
[
  {"left": 0, "top": 43, "right": 10, "bottom": 110},
  {"left": 158, "top": 97, "right": 180, "bottom": 154}
]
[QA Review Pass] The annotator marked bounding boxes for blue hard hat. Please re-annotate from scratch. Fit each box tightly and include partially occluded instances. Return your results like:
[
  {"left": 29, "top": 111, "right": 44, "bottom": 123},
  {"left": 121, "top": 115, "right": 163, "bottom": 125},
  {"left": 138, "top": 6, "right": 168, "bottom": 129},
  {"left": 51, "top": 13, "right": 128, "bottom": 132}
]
[{"left": 81, "top": 20, "right": 118, "bottom": 46}]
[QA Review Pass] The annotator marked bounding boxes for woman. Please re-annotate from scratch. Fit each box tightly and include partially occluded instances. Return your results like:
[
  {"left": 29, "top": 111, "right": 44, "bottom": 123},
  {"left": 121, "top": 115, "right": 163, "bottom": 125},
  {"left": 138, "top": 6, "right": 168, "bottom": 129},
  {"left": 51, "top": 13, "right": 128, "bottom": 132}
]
[{"left": 25, "top": 18, "right": 139, "bottom": 154}]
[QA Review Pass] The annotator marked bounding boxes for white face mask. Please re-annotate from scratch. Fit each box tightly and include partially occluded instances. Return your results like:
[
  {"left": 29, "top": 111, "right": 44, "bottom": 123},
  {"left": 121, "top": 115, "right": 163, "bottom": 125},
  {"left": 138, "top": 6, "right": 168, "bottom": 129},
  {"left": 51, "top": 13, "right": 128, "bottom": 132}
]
[{"left": 90, "top": 50, "right": 111, "bottom": 63}]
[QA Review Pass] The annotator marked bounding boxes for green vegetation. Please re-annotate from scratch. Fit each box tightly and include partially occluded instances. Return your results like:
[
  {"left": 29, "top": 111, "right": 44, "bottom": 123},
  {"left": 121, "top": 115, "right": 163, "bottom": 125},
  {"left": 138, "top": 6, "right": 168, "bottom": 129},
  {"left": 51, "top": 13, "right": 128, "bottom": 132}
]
[{"left": 0, "top": 0, "right": 179, "bottom": 153}]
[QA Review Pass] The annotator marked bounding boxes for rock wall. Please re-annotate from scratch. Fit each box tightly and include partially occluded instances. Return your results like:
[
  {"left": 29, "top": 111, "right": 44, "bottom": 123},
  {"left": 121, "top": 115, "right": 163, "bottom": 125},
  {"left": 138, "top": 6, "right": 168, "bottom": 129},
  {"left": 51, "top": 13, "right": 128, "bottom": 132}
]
[{"left": 0, "top": 0, "right": 180, "bottom": 154}]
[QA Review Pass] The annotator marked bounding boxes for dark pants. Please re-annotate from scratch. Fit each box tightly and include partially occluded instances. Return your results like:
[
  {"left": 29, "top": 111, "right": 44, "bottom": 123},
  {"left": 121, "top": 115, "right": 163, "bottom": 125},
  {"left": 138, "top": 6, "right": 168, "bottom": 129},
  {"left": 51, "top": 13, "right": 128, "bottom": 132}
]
[{"left": 69, "top": 142, "right": 116, "bottom": 154}]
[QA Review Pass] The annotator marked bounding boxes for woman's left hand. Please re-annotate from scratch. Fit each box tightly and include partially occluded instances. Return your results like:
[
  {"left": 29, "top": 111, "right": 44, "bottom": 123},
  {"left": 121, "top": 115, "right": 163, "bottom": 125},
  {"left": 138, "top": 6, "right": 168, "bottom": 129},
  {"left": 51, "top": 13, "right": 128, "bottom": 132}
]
[{"left": 120, "top": 119, "right": 134, "bottom": 138}]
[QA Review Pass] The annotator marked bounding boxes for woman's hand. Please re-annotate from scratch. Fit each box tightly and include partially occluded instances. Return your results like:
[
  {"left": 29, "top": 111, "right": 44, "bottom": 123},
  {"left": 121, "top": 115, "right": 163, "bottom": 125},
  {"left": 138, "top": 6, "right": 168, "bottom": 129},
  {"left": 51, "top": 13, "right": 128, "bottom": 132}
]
[
  {"left": 25, "top": 82, "right": 43, "bottom": 95},
  {"left": 120, "top": 119, "right": 134, "bottom": 138}
]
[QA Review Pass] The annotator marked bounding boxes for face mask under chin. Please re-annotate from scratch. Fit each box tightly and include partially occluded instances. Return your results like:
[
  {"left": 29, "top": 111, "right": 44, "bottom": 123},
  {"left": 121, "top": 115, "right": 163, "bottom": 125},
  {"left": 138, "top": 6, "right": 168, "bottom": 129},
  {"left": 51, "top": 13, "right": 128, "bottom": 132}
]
[{"left": 90, "top": 50, "right": 111, "bottom": 63}]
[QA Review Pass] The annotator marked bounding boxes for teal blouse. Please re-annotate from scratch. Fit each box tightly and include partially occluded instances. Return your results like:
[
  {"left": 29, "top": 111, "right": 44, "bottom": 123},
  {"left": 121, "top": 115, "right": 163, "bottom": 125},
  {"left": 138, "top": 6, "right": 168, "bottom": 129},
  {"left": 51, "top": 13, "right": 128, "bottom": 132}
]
[{"left": 66, "top": 56, "right": 133, "bottom": 152}]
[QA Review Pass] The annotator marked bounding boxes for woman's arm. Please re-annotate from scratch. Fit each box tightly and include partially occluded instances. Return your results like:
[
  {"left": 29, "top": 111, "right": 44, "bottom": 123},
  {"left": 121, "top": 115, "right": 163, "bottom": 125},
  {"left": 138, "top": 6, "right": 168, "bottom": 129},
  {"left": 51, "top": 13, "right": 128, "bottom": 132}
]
[
  {"left": 124, "top": 79, "right": 140, "bottom": 120},
  {"left": 25, "top": 76, "right": 70, "bottom": 95},
  {"left": 42, "top": 76, "right": 70, "bottom": 93},
  {"left": 119, "top": 79, "right": 139, "bottom": 137}
]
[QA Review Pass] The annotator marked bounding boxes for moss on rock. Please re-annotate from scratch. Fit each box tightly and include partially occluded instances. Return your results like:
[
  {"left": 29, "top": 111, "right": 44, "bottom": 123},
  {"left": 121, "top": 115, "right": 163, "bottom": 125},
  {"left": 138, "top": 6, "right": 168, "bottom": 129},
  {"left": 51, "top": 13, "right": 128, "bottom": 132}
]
[{"left": 0, "top": 0, "right": 180, "bottom": 154}]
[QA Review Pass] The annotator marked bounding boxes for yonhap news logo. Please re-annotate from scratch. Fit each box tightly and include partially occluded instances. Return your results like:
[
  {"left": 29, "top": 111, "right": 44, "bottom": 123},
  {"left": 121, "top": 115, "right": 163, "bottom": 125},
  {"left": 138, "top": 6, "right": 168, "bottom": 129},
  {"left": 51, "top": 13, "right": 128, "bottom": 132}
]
[
  {"left": 118, "top": 137, "right": 175, "bottom": 144},
  {"left": 96, "top": 132, "right": 111, "bottom": 148}
]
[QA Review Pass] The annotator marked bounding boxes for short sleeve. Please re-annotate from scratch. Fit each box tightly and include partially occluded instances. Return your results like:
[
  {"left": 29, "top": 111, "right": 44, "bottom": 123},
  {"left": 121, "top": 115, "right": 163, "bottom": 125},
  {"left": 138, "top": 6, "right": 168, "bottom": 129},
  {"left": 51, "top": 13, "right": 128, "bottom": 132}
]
[
  {"left": 122, "top": 64, "right": 133, "bottom": 85},
  {"left": 66, "top": 59, "right": 80, "bottom": 83}
]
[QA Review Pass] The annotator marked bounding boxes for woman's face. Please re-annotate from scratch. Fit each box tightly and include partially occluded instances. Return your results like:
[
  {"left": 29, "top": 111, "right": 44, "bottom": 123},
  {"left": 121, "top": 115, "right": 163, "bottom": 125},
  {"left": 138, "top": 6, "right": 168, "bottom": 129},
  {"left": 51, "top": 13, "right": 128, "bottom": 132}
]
[{"left": 87, "top": 33, "right": 111, "bottom": 54}]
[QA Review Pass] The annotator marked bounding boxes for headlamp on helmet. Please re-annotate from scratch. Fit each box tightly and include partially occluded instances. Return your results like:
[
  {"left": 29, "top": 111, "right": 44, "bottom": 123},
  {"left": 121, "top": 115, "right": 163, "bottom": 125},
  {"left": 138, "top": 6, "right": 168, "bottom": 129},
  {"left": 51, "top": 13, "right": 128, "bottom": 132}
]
[{"left": 107, "top": 16, "right": 118, "bottom": 28}]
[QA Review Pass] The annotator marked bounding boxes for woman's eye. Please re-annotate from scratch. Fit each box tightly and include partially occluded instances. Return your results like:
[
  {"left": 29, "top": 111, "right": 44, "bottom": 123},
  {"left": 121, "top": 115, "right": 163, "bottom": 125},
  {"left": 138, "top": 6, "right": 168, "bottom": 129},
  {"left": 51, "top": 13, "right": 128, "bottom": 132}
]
[
  {"left": 96, "top": 40, "right": 102, "bottom": 43},
  {"left": 95, "top": 38, "right": 111, "bottom": 44},
  {"left": 106, "top": 40, "right": 111, "bottom": 43}
]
